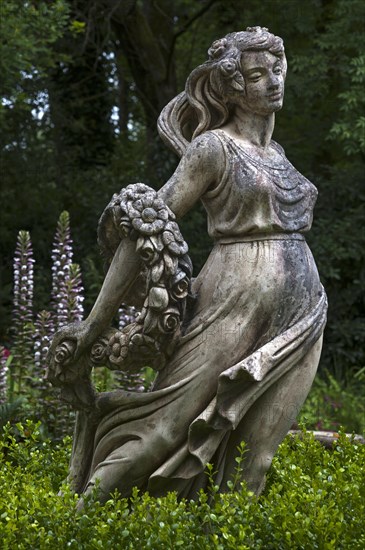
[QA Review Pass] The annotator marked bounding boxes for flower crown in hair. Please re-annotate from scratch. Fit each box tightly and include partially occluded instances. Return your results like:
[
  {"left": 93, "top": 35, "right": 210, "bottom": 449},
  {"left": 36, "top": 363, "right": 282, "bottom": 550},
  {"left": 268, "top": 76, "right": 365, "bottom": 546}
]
[
  {"left": 207, "top": 26, "right": 270, "bottom": 61},
  {"left": 208, "top": 38, "right": 228, "bottom": 60},
  {"left": 206, "top": 26, "right": 282, "bottom": 94}
]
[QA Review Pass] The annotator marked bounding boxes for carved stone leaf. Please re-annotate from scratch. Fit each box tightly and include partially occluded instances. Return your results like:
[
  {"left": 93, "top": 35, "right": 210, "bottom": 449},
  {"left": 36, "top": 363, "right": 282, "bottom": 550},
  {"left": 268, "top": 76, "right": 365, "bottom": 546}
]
[
  {"left": 149, "top": 287, "right": 169, "bottom": 311},
  {"left": 163, "top": 251, "right": 178, "bottom": 276},
  {"left": 143, "top": 309, "right": 159, "bottom": 334},
  {"left": 150, "top": 234, "right": 164, "bottom": 252},
  {"left": 231, "top": 75, "right": 245, "bottom": 91},
  {"left": 151, "top": 260, "right": 165, "bottom": 283},
  {"left": 135, "top": 236, "right": 146, "bottom": 253}
]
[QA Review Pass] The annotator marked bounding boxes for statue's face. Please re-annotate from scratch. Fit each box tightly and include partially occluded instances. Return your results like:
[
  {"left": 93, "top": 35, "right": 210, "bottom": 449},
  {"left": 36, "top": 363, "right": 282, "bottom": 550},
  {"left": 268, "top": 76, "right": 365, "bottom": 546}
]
[{"left": 238, "top": 50, "right": 286, "bottom": 115}]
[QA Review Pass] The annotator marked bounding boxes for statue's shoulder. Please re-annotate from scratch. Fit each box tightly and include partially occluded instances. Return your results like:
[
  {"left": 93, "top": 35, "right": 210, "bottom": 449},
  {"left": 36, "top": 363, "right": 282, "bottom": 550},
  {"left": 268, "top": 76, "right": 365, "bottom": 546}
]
[
  {"left": 187, "top": 130, "right": 226, "bottom": 160},
  {"left": 270, "top": 140, "right": 286, "bottom": 157}
]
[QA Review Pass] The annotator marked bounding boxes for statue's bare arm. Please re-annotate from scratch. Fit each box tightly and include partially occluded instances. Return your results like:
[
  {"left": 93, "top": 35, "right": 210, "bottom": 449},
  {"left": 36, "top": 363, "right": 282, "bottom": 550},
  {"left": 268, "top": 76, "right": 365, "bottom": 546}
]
[
  {"left": 158, "top": 132, "right": 224, "bottom": 218},
  {"left": 51, "top": 133, "right": 224, "bottom": 353}
]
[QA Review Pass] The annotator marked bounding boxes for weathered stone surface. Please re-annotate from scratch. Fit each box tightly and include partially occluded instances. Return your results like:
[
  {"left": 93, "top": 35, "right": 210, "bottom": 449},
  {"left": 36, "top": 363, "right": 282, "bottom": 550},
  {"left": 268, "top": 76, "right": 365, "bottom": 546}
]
[{"left": 47, "top": 26, "right": 327, "bottom": 504}]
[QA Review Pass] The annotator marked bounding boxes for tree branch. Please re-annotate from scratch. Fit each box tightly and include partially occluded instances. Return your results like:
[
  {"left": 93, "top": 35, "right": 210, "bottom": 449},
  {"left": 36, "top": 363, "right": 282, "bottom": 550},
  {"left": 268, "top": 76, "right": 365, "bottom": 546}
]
[
  {"left": 166, "top": 0, "right": 218, "bottom": 90},
  {"left": 173, "top": 0, "right": 218, "bottom": 40}
]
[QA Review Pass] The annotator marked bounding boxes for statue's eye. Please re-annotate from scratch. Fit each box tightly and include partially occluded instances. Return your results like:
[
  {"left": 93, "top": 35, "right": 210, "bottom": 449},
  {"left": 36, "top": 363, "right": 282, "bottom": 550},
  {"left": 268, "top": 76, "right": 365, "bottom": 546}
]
[
  {"left": 273, "top": 66, "right": 283, "bottom": 75},
  {"left": 247, "top": 72, "right": 262, "bottom": 81}
]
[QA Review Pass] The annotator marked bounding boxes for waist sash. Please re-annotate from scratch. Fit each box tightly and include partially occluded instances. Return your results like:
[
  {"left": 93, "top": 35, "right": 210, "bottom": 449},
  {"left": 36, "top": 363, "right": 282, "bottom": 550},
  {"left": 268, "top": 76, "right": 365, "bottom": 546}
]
[{"left": 216, "top": 232, "right": 305, "bottom": 244}]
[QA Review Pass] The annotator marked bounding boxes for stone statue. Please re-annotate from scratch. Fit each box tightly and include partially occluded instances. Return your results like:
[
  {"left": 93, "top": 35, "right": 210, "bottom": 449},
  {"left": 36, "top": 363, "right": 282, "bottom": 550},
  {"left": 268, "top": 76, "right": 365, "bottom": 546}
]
[{"left": 47, "top": 26, "right": 327, "bottom": 505}]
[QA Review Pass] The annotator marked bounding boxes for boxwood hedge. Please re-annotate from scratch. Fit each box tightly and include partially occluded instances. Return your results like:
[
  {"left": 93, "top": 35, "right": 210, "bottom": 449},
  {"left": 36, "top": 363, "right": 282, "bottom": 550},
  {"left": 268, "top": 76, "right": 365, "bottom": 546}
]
[{"left": 0, "top": 421, "right": 364, "bottom": 549}]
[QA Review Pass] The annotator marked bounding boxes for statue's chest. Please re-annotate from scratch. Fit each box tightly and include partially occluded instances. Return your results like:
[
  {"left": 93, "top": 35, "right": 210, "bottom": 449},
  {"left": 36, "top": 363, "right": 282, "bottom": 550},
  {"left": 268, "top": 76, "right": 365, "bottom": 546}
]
[{"left": 231, "top": 153, "right": 316, "bottom": 210}]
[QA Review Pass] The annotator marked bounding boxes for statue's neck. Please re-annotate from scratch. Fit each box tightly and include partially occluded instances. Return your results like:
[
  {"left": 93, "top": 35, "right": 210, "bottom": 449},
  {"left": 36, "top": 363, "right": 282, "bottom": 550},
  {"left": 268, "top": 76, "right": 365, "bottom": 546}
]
[{"left": 229, "top": 107, "right": 275, "bottom": 150}]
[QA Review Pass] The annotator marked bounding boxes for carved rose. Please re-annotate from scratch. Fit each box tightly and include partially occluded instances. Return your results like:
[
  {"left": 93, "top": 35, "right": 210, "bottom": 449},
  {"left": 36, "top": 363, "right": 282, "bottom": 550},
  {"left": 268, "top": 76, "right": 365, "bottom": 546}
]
[
  {"left": 90, "top": 335, "right": 109, "bottom": 365},
  {"left": 219, "top": 58, "right": 237, "bottom": 78},
  {"left": 54, "top": 340, "right": 76, "bottom": 367},
  {"left": 49, "top": 339, "right": 83, "bottom": 384},
  {"left": 171, "top": 276, "right": 189, "bottom": 301},
  {"left": 159, "top": 307, "right": 180, "bottom": 333},
  {"left": 208, "top": 38, "right": 228, "bottom": 59},
  {"left": 90, "top": 343, "right": 106, "bottom": 364}
]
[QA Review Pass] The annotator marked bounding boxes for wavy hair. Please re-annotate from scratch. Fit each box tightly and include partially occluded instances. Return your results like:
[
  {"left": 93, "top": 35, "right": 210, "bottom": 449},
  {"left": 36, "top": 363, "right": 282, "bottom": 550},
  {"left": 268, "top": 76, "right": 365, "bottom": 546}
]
[{"left": 158, "top": 27, "right": 285, "bottom": 157}]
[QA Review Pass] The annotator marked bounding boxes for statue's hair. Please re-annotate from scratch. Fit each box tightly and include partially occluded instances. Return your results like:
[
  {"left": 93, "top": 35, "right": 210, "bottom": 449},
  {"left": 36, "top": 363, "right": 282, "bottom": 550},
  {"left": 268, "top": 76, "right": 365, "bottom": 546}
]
[{"left": 158, "top": 27, "right": 286, "bottom": 157}]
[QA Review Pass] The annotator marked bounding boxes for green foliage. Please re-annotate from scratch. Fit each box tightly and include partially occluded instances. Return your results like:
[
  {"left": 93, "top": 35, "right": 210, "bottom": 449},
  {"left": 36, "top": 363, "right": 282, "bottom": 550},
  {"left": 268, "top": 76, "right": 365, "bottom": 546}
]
[
  {"left": 1, "top": 0, "right": 364, "bottom": 386},
  {"left": 0, "top": 422, "right": 364, "bottom": 548},
  {"left": 264, "top": 430, "right": 365, "bottom": 549},
  {"left": 308, "top": 161, "right": 365, "bottom": 377},
  {"left": 0, "top": 0, "right": 69, "bottom": 101},
  {"left": 299, "top": 369, "right": 365, "bottom": 435},
  {"left": 329, "top": 55, "right": 365, "bottom": 155},
  {"left": 0, "top": 397, "right": 24, "bottom": 431}
]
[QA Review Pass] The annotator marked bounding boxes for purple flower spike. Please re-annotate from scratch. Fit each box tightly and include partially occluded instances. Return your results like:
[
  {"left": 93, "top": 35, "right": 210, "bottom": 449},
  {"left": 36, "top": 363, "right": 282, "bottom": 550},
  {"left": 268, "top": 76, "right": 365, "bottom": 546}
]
[
  {"left": 33, "top": 310, "right": 55, "bottom": 385},
  {"left": 12, "top": 230, "right": 35, "bottom": 394},
  {"left": 0, "top": 346, "right": 9, "bottom": 404},
  {"left": 51, "top": 212, "right": 84, "bottom": 328}
]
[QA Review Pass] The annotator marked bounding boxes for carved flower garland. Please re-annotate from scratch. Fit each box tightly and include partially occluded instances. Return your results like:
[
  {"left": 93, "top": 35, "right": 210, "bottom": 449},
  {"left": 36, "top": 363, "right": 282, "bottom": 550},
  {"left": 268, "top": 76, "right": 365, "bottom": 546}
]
[
  {"left": 94, "top": 183, "right": 193, "bottom": 373},
  {"left": 48, "top": 183, "right": 192, "bottom": 401}
]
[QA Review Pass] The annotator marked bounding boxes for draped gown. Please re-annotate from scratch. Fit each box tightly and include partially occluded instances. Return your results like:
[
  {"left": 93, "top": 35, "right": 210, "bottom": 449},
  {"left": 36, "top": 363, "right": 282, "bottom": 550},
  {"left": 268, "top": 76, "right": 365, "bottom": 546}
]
[{"left": 71, "top": 129, "right": 327, "bottom": 500}]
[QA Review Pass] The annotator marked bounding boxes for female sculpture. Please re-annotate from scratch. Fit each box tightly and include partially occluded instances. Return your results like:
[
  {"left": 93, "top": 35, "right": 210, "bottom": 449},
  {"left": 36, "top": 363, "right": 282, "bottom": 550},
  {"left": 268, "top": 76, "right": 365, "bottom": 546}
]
[{"left": 47, "top": 27, "right": 327, "bottom": 504}]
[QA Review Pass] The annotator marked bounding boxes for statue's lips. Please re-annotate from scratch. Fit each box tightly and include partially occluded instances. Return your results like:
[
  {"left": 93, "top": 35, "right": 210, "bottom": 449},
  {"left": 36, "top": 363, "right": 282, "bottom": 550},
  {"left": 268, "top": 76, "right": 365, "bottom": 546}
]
[{"left": 267, "top": 92, "right": 283, "bottom": 100}]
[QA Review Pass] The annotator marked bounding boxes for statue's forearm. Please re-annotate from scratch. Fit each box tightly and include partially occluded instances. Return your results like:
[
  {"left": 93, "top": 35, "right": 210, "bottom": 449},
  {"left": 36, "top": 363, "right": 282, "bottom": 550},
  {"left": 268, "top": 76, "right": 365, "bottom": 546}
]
[{"left": 86, "top": 238, "right": 140, "bottom": 338}]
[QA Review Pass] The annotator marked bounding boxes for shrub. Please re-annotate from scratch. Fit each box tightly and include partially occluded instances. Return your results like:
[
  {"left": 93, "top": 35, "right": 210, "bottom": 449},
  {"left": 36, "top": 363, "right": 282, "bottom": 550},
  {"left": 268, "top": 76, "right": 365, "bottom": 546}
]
[
  {"left": 299, "top": 368, "right": 365, "bottom": 435},
  {"left": 0, "top": 422, "right": 364, "bottom": 549}
]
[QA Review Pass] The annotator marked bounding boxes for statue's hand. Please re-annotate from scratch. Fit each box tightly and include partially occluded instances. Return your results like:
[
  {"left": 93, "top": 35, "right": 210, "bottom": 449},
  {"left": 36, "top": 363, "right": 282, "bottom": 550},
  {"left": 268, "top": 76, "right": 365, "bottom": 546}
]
[
  {"left": 46, "top": 321, "right": 95, "bottom": 387},
  {"left": 50, "top": 321, "right": 94, "bottom": 358}
]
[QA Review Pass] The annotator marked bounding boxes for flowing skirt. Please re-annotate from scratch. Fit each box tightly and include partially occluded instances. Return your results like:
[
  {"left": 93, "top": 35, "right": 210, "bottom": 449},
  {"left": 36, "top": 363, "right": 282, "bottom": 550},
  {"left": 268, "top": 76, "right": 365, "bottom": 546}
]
[{"left": 70, "top": 236, "right": 327, "bottom": 500}]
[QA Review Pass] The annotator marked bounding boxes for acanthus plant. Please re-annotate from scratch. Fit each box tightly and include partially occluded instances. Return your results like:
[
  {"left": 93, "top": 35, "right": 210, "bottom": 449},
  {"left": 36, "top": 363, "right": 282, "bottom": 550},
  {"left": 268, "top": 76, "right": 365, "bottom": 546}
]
[
  {"left": 11, "top": 230, "right": 35, "bottom": 396},
  {"left": 51, "top": 211, "right": 84, "bottom": 328},
  {"left": 0, "top": 346, "right": 10, "bottom": 404},
  {"left": 6, "top": 211, "right": 152, "bottom": 436}
]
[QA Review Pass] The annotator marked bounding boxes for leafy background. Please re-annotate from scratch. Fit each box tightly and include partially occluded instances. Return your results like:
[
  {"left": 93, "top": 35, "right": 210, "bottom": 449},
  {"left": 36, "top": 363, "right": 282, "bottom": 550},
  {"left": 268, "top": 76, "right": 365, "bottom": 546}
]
[{"left": 0, "top": 0, "right": 364, "bottom": 380}]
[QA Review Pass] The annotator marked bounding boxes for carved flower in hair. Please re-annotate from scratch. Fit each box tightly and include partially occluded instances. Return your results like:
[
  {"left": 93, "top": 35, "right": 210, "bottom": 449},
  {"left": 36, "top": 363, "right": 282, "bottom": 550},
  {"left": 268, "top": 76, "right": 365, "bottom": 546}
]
[
  {"left": 246, "top": 26, "right": 268, "bottom": 33},
  {"left": 219, "top": 58, "right": 237, "bottom": 78},
  {"left": 208, "top": 38, "right": 228, "bottom": 60},
  {"left": 127, "top": 194, "right": 169, "bottom": 236}
]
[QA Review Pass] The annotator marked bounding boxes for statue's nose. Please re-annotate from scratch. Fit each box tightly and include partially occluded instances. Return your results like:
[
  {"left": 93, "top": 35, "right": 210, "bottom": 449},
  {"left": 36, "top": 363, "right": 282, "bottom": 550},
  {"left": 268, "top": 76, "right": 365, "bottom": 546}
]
[{"left": 268, "top": 73, "right": 281, "bottom": 90}]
